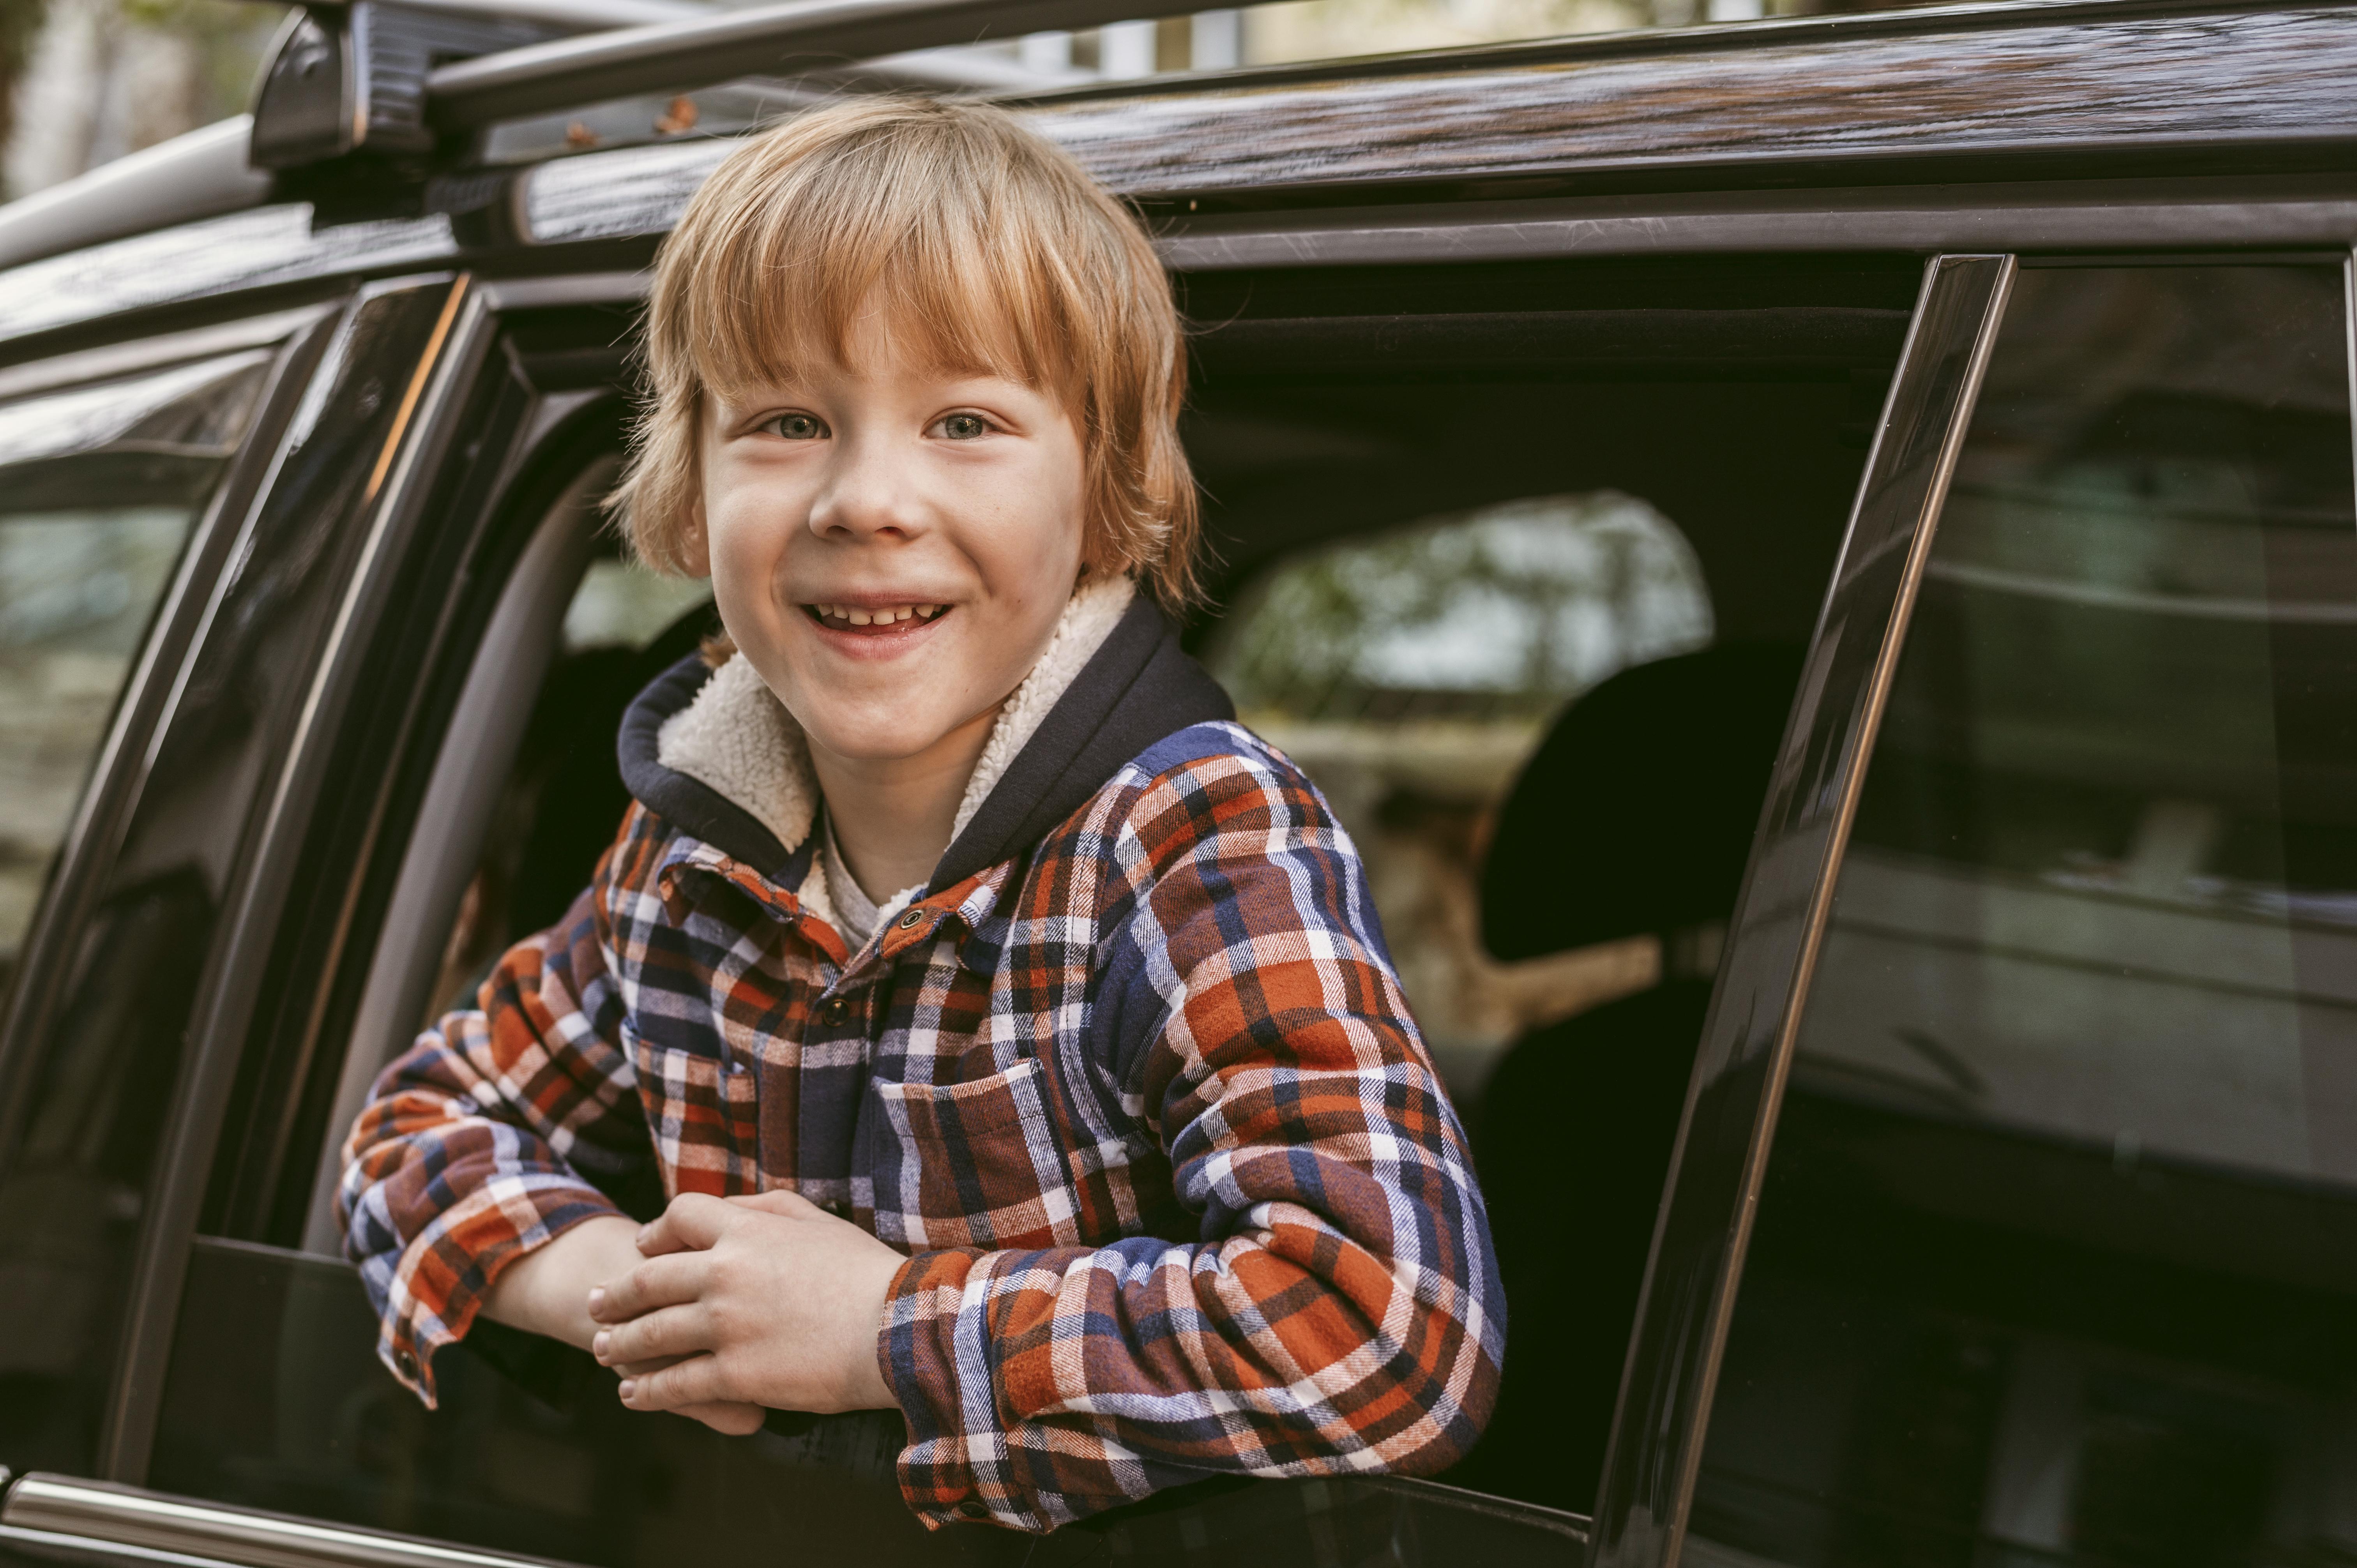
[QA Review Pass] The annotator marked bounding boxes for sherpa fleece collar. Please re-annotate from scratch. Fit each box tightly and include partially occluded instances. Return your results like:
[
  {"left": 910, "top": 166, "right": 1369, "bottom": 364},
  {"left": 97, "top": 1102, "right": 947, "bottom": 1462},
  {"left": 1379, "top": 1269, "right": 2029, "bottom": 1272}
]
[{"left": 615, "top": 576, "right": 1235, "bottom": 899}]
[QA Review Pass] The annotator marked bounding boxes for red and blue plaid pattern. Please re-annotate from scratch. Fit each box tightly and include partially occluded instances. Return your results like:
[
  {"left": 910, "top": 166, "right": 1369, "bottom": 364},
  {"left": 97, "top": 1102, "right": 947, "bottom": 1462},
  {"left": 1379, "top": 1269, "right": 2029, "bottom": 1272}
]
[{"left": 341, "top": 723, "right": 1504, "bottom": 1530}]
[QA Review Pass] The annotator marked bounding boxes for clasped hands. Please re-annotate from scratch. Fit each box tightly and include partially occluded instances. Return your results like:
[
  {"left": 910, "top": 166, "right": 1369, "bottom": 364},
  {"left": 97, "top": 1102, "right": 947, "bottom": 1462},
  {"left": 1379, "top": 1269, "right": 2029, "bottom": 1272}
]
[{"left": 481, "top": 1189, "right": 907, "bottom": 1434}]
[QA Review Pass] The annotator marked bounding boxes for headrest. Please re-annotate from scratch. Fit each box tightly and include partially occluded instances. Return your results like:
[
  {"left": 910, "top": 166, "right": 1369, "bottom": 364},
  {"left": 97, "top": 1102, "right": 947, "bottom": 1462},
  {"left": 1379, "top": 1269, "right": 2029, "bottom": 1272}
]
[{"left": 1481, "top": 642, "right": 1805, "bottom": 963}]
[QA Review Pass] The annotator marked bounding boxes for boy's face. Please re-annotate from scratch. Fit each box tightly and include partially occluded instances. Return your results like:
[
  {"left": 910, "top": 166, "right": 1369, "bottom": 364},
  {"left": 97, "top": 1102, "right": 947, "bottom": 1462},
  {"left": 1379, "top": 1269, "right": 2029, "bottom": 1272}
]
[{"left": 691, "top": 318, "right": 1088, "bottom": 773}]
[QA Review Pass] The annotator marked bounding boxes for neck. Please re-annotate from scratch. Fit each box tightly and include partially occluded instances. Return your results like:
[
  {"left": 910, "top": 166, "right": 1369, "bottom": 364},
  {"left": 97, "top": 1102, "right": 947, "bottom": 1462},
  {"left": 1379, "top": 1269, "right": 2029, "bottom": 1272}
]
[{"left": 808, "top": 704, "right": 998, "bottom": 901}]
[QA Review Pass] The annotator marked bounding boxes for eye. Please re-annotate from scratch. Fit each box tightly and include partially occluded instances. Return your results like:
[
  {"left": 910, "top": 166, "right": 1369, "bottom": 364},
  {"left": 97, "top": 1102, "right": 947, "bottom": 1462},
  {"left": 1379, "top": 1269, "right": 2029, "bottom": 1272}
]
[
  {"left": 935, "top": 412, "right": 991, "bottom": 441},
  {"left": 765, "top": 412, "right": 828, "bottom": 441}
]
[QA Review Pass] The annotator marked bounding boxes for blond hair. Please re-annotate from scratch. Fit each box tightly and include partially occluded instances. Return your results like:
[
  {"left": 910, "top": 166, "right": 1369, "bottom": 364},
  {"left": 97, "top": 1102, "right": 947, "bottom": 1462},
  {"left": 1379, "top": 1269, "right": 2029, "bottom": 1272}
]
[{"left": 613, "top": 96, "right": 1198, "bottom": 606}]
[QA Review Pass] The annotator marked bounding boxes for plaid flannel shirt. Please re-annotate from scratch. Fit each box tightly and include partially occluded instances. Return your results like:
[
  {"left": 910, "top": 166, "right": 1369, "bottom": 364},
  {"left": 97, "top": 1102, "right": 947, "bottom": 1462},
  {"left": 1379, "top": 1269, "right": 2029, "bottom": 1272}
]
[{"left": 340, "top": 597, "right": 1504, "bottom": 1532}]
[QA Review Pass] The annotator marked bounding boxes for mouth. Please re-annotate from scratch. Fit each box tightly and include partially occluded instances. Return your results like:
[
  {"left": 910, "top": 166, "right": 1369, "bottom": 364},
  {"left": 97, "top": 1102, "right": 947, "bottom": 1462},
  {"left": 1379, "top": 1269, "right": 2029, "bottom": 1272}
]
[{"left": 803, "top": 601, "right": 952, "bottom": 637}]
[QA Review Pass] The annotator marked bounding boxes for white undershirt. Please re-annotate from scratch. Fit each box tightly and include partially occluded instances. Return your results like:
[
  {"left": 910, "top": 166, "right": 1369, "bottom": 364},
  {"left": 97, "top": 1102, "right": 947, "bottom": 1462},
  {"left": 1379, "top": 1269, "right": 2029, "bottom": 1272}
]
[{"left": 820, "top": 814, "right": 922, "bottom": 950}]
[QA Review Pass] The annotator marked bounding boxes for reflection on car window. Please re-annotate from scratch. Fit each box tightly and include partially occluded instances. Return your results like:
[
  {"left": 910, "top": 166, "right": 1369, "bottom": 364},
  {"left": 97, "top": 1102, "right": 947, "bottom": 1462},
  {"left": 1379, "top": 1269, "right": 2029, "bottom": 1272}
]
[
  {"left": 1691, "top": 265, "right": 2357, "bottom": 1568},
  {"left": 0, "top": 351, "right": 266, "bottom": 973},
  {"left": 0, "top": 348, "right": 270, "bottom": 1473},
  {"left": 1208, "top": 491, "right": 1711, "bottom": 1097}
]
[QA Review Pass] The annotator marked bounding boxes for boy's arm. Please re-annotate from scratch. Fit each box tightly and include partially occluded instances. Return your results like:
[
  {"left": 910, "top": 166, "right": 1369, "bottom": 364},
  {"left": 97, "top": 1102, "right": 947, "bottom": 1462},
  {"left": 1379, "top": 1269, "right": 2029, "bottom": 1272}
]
[
  {"left": 339, "top": 856, "right": 653, "bottom": 1406},
  {"left": 878, "top": 747, "right": 1506, "bottom": 1532}
]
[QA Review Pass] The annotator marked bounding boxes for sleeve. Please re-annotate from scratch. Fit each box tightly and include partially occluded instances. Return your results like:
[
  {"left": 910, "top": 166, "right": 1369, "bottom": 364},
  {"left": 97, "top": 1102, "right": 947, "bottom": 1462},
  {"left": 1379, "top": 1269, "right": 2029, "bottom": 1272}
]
[
  {"left": 337, "top": 855, "right": 652, "bottom": 1406},
  {"left": 877, "top": 747, "right": 1507, "bottom": 1531}
]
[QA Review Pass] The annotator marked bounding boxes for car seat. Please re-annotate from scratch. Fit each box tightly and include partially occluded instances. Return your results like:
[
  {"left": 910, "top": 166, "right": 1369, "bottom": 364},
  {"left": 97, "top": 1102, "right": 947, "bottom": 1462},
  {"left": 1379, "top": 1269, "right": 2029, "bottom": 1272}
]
[
  {"left": 502, "top": 598, "right": 719, "bottom": 945},
  {"left": 1449, "top": 642, "right": 1803, "bottom": 1517}
]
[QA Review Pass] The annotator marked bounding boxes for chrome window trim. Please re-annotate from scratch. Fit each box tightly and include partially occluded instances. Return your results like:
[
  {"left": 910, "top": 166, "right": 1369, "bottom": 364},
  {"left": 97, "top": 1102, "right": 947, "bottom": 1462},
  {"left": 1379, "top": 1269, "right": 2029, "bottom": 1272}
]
[
  {"left": 1, "top": 1476, "right": 581, "bottom": 1568},
  {"left": 1587, "top": 252, "right": 2017, "bottom": 1568}
]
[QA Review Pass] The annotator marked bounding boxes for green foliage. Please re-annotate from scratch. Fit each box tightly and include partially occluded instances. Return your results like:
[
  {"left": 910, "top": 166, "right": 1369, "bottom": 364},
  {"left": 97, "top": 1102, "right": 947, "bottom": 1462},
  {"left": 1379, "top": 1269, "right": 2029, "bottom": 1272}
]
[{"left": 1214, "top": 491, "right": 1714, "bottom": 722}]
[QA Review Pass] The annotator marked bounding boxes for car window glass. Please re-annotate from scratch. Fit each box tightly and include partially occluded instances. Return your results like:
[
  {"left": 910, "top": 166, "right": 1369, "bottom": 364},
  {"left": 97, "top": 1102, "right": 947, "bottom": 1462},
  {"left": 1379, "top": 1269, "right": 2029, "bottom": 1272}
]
[
  {"left": 1688, "top": 263, "right": 2357, "bottom": 1568},
  {"left": 0, "top": 347, "right": 273, "bottom": 1474},
  {"left": 0, "top": 351, "right": 269, "bottom": 971},
  {"left": 1206, "top": 490, "right": 1711, "bottom": 1095}
]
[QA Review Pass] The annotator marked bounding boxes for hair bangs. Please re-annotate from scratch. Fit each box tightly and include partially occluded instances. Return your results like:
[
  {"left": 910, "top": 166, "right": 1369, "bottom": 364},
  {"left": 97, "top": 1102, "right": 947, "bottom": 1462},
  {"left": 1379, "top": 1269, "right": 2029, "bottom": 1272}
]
[{"left": 688, "top": 171, "right": 1067, "bottom": 409}]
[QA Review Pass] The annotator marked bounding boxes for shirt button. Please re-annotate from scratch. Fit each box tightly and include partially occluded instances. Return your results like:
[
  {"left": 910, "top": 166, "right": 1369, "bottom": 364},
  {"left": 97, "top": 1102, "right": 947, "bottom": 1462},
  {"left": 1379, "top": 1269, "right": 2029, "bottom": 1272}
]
[
  {"left": 956, "top": 1501, "right": 990, "bottom": 1521},
  {"left": 394, "top": 1349, "right": 419, "bottom": 1380},
  {"left": 822, "top": 998, "right": 848, "bottom": 1024},
  {"left": 896, "top": 908, "right": 924, "bottom": 931}
]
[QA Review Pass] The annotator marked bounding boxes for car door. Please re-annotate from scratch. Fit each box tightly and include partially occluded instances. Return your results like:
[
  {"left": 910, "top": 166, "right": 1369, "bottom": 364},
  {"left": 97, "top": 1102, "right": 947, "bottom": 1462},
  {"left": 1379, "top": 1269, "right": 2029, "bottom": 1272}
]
[
  {"left": 1597, "top": 252, "right": 2357, "bottom": 1568},
  {"left": 0, "top": 248, "right": 2001, "bottom": 1568}
]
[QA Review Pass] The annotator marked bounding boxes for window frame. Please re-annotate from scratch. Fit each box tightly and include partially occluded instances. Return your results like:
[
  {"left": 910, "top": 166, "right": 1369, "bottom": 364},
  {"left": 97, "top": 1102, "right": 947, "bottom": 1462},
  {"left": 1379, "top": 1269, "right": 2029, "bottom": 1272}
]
[{"left": 1587, "top": 253, "right": 2018, "bottom": 1568}]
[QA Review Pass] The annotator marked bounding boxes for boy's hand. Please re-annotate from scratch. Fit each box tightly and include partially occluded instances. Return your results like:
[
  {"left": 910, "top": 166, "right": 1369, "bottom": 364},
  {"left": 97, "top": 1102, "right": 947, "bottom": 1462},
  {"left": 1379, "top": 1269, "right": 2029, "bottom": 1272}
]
[
  {"left": 588, "top": 1190, "right": 904, "bottom": 1416},
  {"left": 479, "top": 1213, "right": 764, "bottom": 1434}
]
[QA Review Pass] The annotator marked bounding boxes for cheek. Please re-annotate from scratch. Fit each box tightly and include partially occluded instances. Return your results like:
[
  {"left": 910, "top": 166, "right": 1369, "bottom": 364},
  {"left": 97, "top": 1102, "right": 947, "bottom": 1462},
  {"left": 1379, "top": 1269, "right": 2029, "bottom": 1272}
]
[{"left": 701, "top": 468, "right": 804, "bottom": 596}]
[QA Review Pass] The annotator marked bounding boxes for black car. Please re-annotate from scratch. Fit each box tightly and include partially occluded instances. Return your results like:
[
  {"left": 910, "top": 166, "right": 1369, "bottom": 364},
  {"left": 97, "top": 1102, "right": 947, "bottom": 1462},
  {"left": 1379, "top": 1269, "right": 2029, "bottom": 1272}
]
[{"left": 0, "top": 1, "right": 2353, "bottom": 1563}]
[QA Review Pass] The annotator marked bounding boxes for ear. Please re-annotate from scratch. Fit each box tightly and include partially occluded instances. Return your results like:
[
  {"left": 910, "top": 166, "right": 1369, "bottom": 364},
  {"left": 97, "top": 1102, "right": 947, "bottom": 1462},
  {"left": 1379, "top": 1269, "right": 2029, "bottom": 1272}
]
[{"left": 678, "top": 493, "right": 714, "bottom": 579}]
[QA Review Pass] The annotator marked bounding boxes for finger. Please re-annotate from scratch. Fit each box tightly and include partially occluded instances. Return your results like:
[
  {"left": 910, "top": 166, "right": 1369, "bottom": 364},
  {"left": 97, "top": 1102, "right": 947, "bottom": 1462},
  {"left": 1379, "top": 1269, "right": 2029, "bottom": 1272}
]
[
  {"left": 587, "top": 1250, "right": 711, "bottom": 1323},
  {"left": 678, "top": 1402, "right": 765, "bottom": 1436},
  {"left": 594, "top": 1302, "right": 713, "bottom": 1367},
  {"left": 609, "top": 1360, "right": 764, "bottom": 1434},
  {"left": 724, "top": 1189, "right": 823, "bottom": 1219},
  {"left": 620, "top": 1352, "right": 733, "bottom": 1413},
  {"left": 635, "top": 1192, "right": 737, "bottom": 1257}
]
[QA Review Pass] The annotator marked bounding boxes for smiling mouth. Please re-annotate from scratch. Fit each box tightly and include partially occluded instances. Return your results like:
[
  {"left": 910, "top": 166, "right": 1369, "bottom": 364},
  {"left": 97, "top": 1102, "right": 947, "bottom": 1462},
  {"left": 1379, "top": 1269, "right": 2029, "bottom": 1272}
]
[{"left": 805, "top": 602, "right": 951, "bottom": 635}]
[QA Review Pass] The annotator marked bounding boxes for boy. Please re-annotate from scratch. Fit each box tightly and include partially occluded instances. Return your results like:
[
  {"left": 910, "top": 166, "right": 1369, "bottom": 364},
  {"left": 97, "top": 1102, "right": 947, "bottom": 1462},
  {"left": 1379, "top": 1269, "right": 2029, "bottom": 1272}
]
[{"left": 340, "top": 96, "right": 1503, "bottom": 1533}]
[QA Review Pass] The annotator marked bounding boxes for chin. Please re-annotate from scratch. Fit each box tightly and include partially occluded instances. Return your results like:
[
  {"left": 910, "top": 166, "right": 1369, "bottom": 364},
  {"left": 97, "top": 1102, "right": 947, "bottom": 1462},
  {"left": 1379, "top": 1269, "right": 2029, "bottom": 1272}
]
[{"left": 800, "top": 707, "right": 966, "bottom": 764}]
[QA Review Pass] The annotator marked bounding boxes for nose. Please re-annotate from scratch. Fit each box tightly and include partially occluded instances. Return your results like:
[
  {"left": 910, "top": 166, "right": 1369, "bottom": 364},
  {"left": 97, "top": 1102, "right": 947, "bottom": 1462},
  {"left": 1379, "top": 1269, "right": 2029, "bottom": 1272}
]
[{"left": 806, "top": 427, "right": 927, "bottom": 542}]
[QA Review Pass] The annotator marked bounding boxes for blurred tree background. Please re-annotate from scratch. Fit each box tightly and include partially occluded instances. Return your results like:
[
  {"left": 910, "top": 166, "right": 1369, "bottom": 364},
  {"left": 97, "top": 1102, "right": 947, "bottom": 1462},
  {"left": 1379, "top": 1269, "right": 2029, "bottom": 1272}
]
[{"left": 1, "top": 0, "right": 279, "bottom": 200}]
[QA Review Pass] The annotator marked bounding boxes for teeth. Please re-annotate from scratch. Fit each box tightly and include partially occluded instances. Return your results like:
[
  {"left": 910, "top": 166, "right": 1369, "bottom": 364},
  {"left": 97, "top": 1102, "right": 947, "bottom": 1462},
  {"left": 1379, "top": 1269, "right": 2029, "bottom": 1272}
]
[{"left": 813, "top": 602, "right": 945, "bottom": 625}]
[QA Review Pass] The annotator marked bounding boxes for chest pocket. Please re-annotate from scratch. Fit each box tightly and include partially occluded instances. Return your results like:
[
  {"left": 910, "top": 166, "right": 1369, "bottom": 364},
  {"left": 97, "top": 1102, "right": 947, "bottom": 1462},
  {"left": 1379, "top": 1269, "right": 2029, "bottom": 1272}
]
[
  {"left": 625, "top": 1020, "right": 760, "bottom": 1199},
  {"left": 869, "top": 1058, "right": 1080, "bottom": 1251}
]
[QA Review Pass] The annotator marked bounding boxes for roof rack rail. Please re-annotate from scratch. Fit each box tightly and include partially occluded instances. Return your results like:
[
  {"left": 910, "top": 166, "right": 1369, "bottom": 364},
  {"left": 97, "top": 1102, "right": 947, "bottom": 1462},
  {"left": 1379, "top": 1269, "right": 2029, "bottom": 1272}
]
[{"left": 421, "top": 0, "right": 1213, "bottom": 128}]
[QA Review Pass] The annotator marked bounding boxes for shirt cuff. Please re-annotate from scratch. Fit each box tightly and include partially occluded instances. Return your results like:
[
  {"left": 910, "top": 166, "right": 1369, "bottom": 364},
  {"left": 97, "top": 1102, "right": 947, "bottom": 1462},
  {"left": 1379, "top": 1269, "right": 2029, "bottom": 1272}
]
[{"left": 375, "top": 1180, "right": 624, "bottom": 1407}]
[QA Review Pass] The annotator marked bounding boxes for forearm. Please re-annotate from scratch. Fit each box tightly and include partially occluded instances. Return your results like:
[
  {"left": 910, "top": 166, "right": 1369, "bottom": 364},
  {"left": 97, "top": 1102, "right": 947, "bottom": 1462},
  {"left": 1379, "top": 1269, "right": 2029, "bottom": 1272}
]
[{"left": 480, "top": 1213, "right": 644, "bottom": 1351}]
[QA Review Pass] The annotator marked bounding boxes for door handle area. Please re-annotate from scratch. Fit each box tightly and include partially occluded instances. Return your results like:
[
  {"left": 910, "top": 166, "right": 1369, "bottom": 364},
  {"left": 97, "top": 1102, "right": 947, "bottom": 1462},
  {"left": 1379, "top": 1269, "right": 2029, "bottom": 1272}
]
[{"left": 0, "top": 1474, "right": 579, "bottom": 1568}]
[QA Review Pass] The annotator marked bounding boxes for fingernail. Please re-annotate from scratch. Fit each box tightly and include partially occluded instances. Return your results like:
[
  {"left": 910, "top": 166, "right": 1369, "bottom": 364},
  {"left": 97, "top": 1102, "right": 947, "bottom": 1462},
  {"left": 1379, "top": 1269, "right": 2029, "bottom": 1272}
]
[
  {"left": 587, "top": 1287, "right": 604, "bottom": 1314},
  {"left": 618, "top": 1379, "right": 636, "bottom": 1401},
  {"left": 592, "top": 1331, "right": 610, "bottom": 1361}
]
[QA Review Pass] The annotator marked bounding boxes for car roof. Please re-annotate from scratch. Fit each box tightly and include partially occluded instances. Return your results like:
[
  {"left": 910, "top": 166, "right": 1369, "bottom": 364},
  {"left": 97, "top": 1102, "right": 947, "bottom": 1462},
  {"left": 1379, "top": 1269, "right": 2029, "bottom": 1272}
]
[{"left": 5, "top": 0, "right": 2357, "bottom": 358}]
